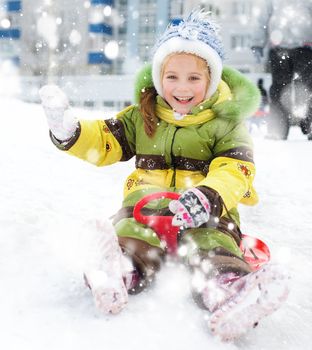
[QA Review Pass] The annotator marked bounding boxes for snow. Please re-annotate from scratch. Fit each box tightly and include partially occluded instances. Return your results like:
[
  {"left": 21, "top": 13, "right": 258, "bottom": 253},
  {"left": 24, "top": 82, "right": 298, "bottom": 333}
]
[
  {"left": 69, "top": 29, "right": 82, "bottom": 46},
  {"left": 37, "top": 13, "right": 59, "bottom": 50},
  {"left": 104, "top": 40, "right": 119, "bottom": 60},
  {"left": 1, "top": 98, "right": 311, "bottom": 349}
]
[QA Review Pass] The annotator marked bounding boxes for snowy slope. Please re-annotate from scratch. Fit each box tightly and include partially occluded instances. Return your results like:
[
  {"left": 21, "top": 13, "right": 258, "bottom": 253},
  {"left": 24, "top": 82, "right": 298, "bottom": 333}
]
[{"left": 1, "top": 98, "right": 311, "bottom": 350}]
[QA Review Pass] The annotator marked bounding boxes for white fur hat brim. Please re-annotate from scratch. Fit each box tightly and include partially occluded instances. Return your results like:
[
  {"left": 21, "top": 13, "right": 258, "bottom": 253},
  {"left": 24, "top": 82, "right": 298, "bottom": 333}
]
[{"left": 152, "top": 36, "right": 223, "bottom": 100}]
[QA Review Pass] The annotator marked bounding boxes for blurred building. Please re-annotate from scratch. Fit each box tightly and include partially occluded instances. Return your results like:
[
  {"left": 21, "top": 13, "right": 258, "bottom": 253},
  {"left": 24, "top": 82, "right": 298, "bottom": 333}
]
[
  {"left": 178, "top": 0, "right": 260, "bottom": 73},
  {"left": 0, "top": 0, "right": 21, "bottom": 65},
  {"left": 0, "top": 0, "right": 261, "bottom": 77},
  {"left": 111, "top": 0, "right": 260, "bottom": 74},
  {"left": 215, "top": 0, "right": 261, "bottom": 73},
  {"left": 18, "top": 0, "right": 89, "bottom": 76}
]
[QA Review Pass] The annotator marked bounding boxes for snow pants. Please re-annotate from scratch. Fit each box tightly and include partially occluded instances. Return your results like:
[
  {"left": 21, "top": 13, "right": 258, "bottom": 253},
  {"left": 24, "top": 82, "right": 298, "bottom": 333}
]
[
  {"left": 268, "top": 47, "right": 312, "bottom": 139},
  {"left": 112, "top": 199, "right": 252, "bottom": 306}
]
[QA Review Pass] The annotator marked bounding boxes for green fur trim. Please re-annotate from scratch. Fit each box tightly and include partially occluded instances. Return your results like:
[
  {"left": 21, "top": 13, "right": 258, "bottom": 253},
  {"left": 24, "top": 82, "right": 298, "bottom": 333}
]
[
  {"left": 212, "top": 66, "right": 261, "bottom": 121},
  {"left": 134, "top": 63, "right": 154, "bottom": 104},
  {"left": 134, "top": 64, "right": 260, "bottom": 120}
]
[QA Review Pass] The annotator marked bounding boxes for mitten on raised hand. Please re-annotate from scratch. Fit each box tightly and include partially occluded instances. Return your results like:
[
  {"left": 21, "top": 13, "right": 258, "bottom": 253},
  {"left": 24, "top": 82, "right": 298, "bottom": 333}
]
[
  {"left": 39, "top": 84, "right": 78, "bottom": 141},
  {"left": 169, "top": 187, "right": 211, "bottom": 228}
]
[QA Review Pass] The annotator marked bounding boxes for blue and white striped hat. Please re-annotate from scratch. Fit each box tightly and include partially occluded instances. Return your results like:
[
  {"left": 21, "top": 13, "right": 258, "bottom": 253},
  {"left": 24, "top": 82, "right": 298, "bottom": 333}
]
[{"left": 152, "top": 9, "right": 225, "bottom": 99}]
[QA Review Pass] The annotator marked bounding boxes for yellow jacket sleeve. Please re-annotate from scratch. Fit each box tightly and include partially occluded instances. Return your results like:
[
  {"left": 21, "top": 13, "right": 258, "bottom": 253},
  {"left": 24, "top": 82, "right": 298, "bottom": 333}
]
[
  {"left": 197, "top": 156, "right": 258, "bottom": 211},
  {"left": 65, "top": 119, "right": 123, "bottom": 166}
]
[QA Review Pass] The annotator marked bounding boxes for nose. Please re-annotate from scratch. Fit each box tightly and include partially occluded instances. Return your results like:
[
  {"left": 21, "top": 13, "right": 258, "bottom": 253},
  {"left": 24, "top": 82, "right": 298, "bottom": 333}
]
[{"left": 175, "top": 81, "right": 190, "bottom": 93}]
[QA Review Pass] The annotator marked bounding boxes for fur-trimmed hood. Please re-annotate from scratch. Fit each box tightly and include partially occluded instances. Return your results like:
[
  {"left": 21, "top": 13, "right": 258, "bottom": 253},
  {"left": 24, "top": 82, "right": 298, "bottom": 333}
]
[{"left": 134, "top": 64, "right": 260, "bottom": 121}]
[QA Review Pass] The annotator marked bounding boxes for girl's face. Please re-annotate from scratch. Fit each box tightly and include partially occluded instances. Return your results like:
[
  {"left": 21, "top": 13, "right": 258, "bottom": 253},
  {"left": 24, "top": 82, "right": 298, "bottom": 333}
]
[{"left": 161, "top": 53, "right": 209, "bottom": 115}]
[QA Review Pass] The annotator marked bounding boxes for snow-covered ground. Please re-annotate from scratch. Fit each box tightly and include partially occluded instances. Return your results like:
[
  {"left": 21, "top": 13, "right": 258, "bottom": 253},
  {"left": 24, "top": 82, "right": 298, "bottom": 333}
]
[{"left": 1, "top": 98, "right": 311, "bottom": 350}]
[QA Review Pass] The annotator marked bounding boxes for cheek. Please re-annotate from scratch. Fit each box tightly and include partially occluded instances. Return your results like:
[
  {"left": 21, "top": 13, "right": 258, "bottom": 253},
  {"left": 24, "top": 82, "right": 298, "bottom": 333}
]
[
  {"left": 162, "top": 80, "right": 167, "bottom": 92},
  {"left": 162, "top": 82, "right": 173, "bottom": 98},
  {"left": 194, "top": 82, "right": 207, "bottom": 99}
]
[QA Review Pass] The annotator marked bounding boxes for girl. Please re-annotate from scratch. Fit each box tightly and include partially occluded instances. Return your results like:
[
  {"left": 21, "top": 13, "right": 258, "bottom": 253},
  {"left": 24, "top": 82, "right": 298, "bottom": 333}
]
[{"left": 40, "top": 10, "right": 289, "bottom": 341}]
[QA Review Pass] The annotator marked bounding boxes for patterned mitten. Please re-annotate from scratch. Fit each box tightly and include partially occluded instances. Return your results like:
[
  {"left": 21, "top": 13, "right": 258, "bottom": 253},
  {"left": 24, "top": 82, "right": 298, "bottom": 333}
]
[
  {"left": 169, "top": 188, "right": 211, "bottom": 228},
  {"left": 39, "top": 84, "right": 78, "bottom": 141}
]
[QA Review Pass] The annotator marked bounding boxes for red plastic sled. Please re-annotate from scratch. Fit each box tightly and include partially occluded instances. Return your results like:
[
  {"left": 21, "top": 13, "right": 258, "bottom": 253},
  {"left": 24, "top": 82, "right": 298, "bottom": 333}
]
[{"left": 133, "top": 192, "right": 270, "bottom": 271}]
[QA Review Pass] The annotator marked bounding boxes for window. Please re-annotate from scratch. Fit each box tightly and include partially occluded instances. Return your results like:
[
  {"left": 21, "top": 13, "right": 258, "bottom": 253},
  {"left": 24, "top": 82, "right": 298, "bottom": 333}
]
[
  {"left": 231, "top": 34, "right": 252, "bottom": 50},
  {"left": 7, "top": 1, "right": 22, "bottom": 12},
  {"left": 232, "top": 1, "right": 252, "bottom": 16},
  {"left": 205, "top": 4, "right": 220, "bottom": 17}
]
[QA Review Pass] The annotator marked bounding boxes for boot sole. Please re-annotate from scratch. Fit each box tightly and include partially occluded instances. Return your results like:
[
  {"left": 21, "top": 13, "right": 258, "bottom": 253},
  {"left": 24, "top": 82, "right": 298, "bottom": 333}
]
[
  {"left": 84, "top": 270, "right": 128, "bottom": 314},
  {"left": 207, "top": 264, "right": 290, "bottom": 341}
]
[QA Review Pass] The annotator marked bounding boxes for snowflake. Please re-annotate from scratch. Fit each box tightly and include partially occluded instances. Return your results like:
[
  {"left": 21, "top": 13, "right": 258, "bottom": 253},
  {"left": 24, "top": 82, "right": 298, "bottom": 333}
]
[{"left": 185, "top": 196, "right": 201, "bottom": 215}]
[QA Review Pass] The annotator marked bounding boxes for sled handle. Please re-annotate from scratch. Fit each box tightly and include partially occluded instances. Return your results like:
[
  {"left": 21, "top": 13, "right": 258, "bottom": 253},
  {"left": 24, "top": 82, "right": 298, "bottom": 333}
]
[
  {"left": 133, "top": 192, "right": 180, "bottom": 254},
  {"left": 133, "top": 191, "right": 270, "bottom": 269},
  {"left": 133, "top": 191, "right": 180, "bottom": 226}
]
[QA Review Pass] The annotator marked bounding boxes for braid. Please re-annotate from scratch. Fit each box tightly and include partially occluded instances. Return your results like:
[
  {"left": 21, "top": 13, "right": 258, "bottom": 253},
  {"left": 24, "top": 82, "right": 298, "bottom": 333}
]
[{"left": 139, "top": 87, "right": 159, "bottom": 137}]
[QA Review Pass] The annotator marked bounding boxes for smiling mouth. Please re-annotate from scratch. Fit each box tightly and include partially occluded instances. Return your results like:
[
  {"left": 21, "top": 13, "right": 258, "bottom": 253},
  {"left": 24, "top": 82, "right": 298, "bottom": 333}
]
[{"left": 174, "top": 96, "right": 193, "bottom": 103}]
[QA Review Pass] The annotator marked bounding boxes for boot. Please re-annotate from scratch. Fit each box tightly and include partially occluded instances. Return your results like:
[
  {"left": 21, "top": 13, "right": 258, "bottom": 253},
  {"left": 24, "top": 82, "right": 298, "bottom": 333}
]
[
  {"left": 202, "top": 263, "right": 290, "bottom": 341},
  {"left": 83, "top": 220, "right": 137, "bottom": 314}
]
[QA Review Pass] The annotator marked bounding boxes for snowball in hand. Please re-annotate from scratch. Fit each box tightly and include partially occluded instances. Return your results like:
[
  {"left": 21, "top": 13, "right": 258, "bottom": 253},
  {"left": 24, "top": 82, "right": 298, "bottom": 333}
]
[
  {"left": 39, "top": 85, "right": 69, "bottom": 109},
  {"left": 39, "top": 85, "right": 77, "bottom": 141}
]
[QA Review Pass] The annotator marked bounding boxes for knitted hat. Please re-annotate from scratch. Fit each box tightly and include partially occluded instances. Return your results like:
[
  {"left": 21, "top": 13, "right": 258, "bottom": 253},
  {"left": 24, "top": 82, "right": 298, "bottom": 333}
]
[{"left": 152, "top": 9, "right": 225, "bottom": 100}]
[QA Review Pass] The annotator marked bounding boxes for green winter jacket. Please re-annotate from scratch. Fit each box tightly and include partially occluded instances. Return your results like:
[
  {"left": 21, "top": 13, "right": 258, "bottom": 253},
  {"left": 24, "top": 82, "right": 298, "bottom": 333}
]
[{"left": 51, "top": 65, "right": 260, "bottom": 213}]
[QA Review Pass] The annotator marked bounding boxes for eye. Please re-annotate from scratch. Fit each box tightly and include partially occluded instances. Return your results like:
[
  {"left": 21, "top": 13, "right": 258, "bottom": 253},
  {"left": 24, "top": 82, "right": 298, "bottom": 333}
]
[
  {"left": 165, "top": 75, "right": 177, "bottom": 80},
  {"left": 189, "top": 76, "right": 200, "bottom": 81}
]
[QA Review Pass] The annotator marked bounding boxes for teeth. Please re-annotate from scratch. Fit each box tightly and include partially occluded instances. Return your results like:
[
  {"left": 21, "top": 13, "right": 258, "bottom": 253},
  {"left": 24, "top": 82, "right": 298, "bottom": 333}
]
[{"left": 176, "top": 97, "right": 192, "bottom": 101}]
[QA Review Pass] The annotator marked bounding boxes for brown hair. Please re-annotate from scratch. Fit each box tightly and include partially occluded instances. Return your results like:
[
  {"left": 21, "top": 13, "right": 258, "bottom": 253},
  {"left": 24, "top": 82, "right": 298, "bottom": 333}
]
[
  {"left": 140, "top": 53, "right": 211, "bottom": 137},
  {"left": 139, "top": 87, "right": 159, "bottom": 137}
]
